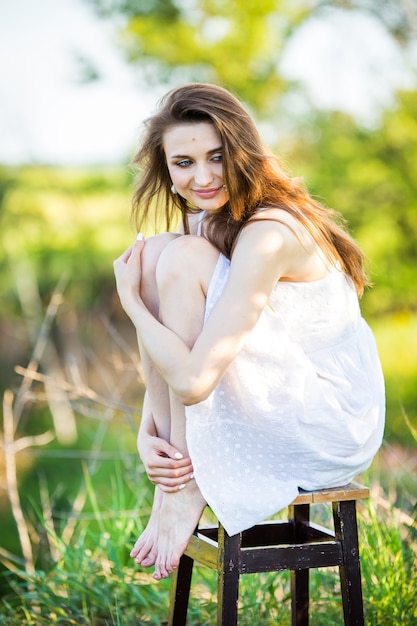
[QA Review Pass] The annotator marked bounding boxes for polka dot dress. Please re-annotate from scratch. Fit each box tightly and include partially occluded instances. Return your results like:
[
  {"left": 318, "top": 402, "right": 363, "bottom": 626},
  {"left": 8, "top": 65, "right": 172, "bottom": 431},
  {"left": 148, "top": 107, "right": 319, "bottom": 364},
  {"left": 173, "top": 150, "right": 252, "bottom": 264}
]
[{"left": 185, "top": 254, "right": 385, "bottom": 536}]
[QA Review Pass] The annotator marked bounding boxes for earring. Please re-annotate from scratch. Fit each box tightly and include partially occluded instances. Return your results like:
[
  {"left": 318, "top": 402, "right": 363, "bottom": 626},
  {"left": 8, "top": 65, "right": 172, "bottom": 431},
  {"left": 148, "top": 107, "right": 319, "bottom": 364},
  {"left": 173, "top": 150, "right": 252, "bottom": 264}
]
[{"left": 171, "top": 184, "right": 177, "bottom": 194}]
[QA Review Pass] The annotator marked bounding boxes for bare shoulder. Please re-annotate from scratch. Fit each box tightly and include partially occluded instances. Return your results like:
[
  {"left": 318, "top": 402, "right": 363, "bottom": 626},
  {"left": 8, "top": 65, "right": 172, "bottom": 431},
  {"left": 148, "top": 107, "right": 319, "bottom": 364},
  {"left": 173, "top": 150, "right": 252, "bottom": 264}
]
[
  {"left": 237, "top": 207, "right": 331, "bottom": 282},
  {"left": 248, "top": 207, "right": 309, "bottom": 237},
  {"left": 230, "top": 211, "right": 300, "bottom": 282},
  {"left": 238, "top": 207, "right": 310, "bottom": 252}
]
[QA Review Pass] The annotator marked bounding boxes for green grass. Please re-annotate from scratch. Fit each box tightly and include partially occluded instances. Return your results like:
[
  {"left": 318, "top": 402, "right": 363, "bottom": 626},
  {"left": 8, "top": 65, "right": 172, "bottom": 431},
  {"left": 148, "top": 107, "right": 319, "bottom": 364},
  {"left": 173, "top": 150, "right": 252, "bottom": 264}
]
[
  {"left": 0, "top": 466, "right": 172, "bottom": 625},
  {"left": 1, "top": 457, "right": 416, "bottom": 625},
  {"left": 0, "top": 198, "right": 415, "bottom": 624},
  {"left": 360, "top": 500, "right": 417, "bottom": 625}
]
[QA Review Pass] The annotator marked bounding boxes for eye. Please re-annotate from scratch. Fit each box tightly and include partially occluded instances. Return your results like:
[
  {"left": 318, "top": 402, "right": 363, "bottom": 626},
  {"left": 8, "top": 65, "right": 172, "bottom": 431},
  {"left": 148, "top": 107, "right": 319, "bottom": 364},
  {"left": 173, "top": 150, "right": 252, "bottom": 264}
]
[
  {"left": 211, "top": 153, "right": 222, "bottom": 162},
  {"left": 176, "top": 159, "right": 193, "bottom": 167}
]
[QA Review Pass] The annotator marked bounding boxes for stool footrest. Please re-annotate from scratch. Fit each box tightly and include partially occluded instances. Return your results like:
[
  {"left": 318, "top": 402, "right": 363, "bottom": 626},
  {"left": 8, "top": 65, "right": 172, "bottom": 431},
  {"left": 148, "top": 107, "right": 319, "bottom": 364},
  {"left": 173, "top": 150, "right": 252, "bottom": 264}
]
[
  {"left": 241, "top": 541, "right": 344, "bottom": 573},
  {"left": 187, "top": 523, "right": 342, "bottom": 573},
  {"left": 195, "top": 520, "right": 335, "bottom": 549},
  {"left": 186, "top": 534, "right": 218, "bottom": 568}
]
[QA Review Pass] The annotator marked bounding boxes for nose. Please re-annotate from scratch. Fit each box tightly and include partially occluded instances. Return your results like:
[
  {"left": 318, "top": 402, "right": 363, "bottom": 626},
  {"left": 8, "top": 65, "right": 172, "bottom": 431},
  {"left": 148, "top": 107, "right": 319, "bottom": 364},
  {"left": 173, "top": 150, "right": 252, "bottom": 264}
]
[{"left": 194, "top": 162, "right": 214, "bottom": 187}]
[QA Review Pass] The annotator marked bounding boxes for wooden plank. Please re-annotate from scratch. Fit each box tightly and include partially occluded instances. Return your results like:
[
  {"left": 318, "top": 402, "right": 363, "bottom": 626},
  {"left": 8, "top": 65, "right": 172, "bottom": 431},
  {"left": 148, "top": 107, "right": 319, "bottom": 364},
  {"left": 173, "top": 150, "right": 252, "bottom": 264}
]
[
  {"left": 185, "top": 534, "right": 218, "bottom": 569},
  {"left": 198, "top": 526, "right": 218, "bottom": 541},
  {"left": 241, "top": 542, "right": 344, "bottom": 573},
  {"left": 312, "top": 483, "right": 369, "bottom": 503},
  {"left": 292, "top": 491, "right": 314, "bottom": 504},
  {"left": 293, "top": 482, "right": 369, "bottom": 505}
]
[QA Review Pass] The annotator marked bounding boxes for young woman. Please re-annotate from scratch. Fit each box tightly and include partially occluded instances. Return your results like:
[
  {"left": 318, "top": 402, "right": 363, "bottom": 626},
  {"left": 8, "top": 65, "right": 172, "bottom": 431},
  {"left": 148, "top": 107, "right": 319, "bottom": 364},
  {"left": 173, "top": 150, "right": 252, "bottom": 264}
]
[{"left": 113, "top": 83, "right": 385, "bottom": 581}]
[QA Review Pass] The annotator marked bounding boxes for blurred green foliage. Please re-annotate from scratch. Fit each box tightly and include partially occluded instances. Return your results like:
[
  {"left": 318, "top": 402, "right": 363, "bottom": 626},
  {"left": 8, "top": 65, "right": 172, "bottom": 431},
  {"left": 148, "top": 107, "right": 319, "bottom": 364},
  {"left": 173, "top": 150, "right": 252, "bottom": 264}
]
[
  {"left": 1, "top": 1, "right": 416, "bottom": 617},
  {"left": 0, "top": 165, "right": 133, "bottom": 315},
  {"left": 0, "top": 85, "right": 416, "bottom": 444},
  {"left": 51, "top": 0, "right": 417, "bottom": 446},
  {"left": 283, "top": 89, "right": 417, "bottom": 318},
  {"left": 1, "top": 89, "right": 416, "bottom": 317},
  {"left": 0, "top": 0, "right": 416, "bottom": 452},
  {"left": 86, "top": 0, "right": 416, "bottom": 116}
]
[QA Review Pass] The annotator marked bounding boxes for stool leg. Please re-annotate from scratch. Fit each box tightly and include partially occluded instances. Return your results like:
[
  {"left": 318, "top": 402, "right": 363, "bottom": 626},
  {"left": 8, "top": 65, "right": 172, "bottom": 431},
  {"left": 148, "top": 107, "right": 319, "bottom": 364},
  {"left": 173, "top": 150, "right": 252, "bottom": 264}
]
[
  {"left": 290, "top": 503, "right": 310, "bottom": 626},
  {"left": 168, "top": 553, "right": 194, "bottom": 626},
  {"left": 291, "top": 569, "right": 309, "bottom": 626},
  {"left": 217, "top": 524, "right": 241, "bottom": 626},
  {"left": 333, "top": 500, "right": 365, "bottom": 626}
]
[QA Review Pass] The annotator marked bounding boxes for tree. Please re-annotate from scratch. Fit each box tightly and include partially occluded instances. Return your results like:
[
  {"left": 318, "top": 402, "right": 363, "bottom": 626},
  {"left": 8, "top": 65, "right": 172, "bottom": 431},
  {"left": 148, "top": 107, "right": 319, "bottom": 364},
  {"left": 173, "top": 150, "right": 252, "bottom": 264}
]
[
  {"left": 86, "top": 0, "right": 309, "bottom": 115},
  {"left": 283, "top": 88, "right": 417, "bottom": 317},
  {"left": 85, "top": 0, "right": 417, "bottom": 117},
  {"left": 84, "top": 0, "right": 417, "bottom": 319},
  {"left": 328, "top": 0, "right": 417, "bottom": 42}
]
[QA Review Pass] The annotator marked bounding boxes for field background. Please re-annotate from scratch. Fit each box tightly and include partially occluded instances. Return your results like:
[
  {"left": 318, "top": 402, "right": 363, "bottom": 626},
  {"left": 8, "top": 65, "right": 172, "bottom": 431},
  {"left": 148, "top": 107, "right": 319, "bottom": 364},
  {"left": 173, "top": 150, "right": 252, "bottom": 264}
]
[
  {"left": 1, "top": 0, "right": 417, "bottom": 622},
  {"left": 0, "top": 151, "right": 416, "bottom": 623}
]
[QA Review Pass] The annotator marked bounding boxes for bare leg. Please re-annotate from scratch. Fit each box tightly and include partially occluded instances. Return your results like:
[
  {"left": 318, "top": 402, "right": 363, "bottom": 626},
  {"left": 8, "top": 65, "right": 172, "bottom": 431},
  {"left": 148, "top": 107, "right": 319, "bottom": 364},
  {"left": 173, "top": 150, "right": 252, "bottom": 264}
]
[
  {"left": 131, "top": 484, "right": 162, "bottom": 567},
  {"left": 152, "top": 235, "right": 220, "bottom": 580},
  {"left": 136, "top": 232, "right": 180, "bottom": 438},
  {"left": 130, "top": 233, "right": 180, "bottom": 567}
]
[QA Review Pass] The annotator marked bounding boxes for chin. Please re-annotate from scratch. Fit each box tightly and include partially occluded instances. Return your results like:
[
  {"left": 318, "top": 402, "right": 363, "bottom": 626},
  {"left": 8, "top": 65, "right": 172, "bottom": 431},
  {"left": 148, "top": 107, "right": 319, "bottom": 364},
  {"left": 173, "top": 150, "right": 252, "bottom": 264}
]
[{"left": 207, "top": 197, "right": 229, "bottom": 212}]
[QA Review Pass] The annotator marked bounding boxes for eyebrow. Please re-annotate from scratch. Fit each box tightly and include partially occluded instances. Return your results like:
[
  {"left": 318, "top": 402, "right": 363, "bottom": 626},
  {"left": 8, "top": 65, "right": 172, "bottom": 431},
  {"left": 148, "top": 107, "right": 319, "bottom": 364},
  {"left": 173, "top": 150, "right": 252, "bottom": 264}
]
[{"left": 169, "top": 146, "right": 223, "bottom": 159}]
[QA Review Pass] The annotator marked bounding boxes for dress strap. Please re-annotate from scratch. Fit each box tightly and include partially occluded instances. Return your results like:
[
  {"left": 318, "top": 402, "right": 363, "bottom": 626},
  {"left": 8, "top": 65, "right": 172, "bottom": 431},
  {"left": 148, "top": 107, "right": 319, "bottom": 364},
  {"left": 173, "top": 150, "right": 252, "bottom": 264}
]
[{"left": 197, "top": 210, "right": 206, "bottom": 236}]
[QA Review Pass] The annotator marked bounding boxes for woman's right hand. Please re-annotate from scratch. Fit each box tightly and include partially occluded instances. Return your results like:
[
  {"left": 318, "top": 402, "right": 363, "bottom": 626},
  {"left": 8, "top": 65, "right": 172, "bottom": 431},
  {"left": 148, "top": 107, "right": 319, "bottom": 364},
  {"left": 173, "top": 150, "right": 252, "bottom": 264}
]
[{"left": 138, "top": 434, "right": 194, "bottom": 492}]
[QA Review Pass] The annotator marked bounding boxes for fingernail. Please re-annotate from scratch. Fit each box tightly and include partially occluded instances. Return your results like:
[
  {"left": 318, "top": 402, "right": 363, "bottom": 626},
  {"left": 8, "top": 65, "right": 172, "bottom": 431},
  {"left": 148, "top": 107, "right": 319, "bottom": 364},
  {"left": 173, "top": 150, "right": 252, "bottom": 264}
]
[
  {"left": 136, "top": 232, "right": 144, "bottom": 241},
  {"left": 178, "top": 484, "right": 186, "bottom": 490},
  {"left": 174, "top": 452, "right": 183, "bottom": 460},
  {"left": 189, "top": 473, "right": 194, "bottom": 480}
]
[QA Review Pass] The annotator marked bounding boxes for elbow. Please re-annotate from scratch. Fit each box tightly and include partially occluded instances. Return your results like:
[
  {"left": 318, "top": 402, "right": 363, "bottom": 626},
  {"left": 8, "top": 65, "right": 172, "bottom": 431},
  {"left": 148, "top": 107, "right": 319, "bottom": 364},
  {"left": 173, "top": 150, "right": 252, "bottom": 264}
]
[
  {"left": 181, "top": 393, "right": 209, "bottom": 407},
  {"left": 174, "top": 379, "right": 213, "bottom": 406}
]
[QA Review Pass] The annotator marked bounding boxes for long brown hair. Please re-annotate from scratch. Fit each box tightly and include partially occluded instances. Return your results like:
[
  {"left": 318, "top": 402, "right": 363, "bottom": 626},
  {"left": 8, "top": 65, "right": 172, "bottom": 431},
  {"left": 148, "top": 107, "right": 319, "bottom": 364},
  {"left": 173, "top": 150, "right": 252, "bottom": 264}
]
[{"left": 131, "top": 83, "right": 369, "bottom": 295}]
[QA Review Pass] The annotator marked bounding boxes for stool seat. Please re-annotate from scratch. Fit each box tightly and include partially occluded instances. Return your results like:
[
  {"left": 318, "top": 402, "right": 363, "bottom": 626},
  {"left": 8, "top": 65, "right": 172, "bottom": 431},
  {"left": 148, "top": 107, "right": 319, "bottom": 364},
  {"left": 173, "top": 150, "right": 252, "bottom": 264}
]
[{"left": 168, "top": 482, "right": 369, "bottom": 625}]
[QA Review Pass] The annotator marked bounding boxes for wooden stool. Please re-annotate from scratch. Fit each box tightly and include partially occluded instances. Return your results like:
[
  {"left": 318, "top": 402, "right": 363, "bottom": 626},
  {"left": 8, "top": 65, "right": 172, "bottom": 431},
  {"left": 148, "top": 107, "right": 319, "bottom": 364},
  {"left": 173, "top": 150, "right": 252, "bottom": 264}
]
[{"left": 168, "top": 482, "right": 369, "bottom": 625}]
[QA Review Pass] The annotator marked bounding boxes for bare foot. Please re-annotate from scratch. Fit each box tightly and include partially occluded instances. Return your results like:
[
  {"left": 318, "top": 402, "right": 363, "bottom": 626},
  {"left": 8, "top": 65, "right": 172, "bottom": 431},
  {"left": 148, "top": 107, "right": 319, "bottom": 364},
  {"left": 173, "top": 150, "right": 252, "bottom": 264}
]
[
  {"left": 153, "top": 481, "right": 206, "bottom": 580},
  {"left": 130, "top": 486, "right": 163, "bottom": 567}
]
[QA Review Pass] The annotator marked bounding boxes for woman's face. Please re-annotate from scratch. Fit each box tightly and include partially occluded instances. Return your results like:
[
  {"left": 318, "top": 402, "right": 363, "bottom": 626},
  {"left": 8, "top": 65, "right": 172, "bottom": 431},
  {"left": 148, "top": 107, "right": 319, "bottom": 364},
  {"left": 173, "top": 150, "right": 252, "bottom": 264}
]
[{"left": 163, "top": 122, "right": 229, "bottom": 212}]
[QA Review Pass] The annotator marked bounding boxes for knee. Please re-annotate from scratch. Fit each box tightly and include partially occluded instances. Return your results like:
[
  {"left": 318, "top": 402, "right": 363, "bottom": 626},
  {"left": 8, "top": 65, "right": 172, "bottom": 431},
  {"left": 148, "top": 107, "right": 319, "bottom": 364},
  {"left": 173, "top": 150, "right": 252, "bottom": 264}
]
[
  {"left": 140, "top": 233, "right": 180, "bottom": 314},
  {"left": 141, "top": 233, "right": 179, "bottom": 276},
  {"left": 156, "top": 236, "right": 218, "bottom": 289}
]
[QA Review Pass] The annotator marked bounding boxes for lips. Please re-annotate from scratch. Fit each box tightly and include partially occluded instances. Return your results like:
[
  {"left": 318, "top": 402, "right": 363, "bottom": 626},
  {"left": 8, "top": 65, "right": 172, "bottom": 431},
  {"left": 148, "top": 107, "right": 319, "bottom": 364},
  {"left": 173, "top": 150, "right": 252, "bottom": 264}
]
[{"left": 193, "top": 187, "right": 222, "bottom": 199}]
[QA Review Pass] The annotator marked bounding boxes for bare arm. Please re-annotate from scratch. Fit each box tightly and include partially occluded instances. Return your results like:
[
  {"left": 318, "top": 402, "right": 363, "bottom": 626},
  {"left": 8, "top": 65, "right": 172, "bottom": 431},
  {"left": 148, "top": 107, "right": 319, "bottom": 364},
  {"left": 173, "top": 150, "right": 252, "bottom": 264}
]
[
  {"left": 114, "top": 219, "right": 298, "bottom": 405},
  {"left": 138, "top": 391, "right": 194, "bottom": 491}
]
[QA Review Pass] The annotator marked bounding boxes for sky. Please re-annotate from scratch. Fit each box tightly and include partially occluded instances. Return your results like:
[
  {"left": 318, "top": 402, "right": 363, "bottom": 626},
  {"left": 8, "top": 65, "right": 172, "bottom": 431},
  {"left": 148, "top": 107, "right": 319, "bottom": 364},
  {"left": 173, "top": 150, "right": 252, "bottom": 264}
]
[{"left": 0, "top": 0, "right": 415, "bottom": 166}]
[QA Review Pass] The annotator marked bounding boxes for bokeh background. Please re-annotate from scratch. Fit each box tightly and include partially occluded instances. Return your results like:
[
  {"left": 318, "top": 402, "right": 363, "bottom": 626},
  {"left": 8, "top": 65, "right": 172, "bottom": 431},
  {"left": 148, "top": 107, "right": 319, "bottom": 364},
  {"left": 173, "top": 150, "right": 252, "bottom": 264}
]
[{"left": 1, "top": 0, "right": 416, "bottom": 623}]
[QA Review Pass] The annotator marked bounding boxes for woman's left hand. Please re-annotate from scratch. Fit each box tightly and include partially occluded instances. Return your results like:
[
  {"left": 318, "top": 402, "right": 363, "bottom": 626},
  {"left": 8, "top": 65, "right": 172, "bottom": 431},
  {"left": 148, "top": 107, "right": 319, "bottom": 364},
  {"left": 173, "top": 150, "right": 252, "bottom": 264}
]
[{"left": 113, "top": 235, "right": 145, "bottom": 318}]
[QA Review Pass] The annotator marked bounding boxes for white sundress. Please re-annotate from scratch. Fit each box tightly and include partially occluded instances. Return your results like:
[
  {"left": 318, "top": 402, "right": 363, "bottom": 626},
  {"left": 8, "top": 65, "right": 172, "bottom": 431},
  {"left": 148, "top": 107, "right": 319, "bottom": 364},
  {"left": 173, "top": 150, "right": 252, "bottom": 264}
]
[{"left": 185, "top": 229, "right": 385, "bottom": 536}]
